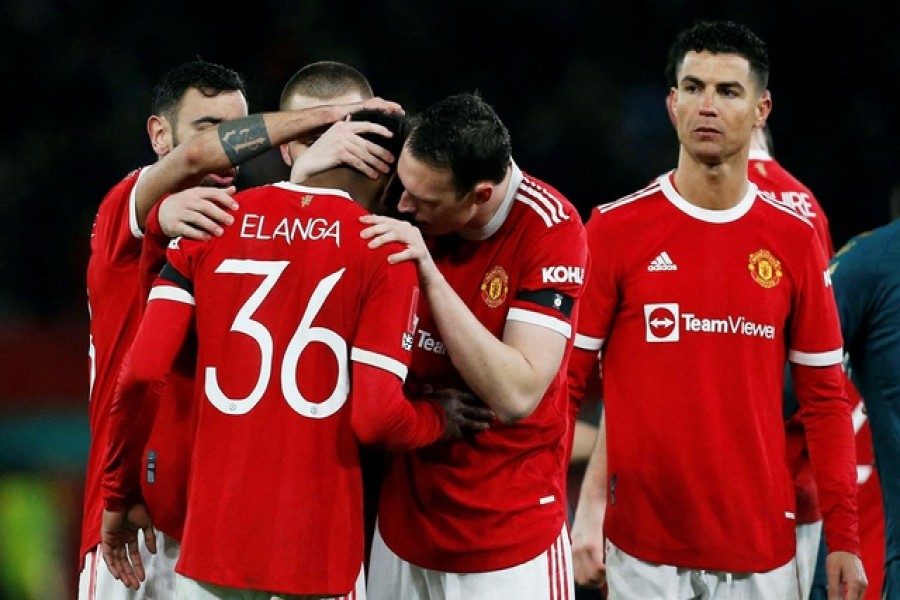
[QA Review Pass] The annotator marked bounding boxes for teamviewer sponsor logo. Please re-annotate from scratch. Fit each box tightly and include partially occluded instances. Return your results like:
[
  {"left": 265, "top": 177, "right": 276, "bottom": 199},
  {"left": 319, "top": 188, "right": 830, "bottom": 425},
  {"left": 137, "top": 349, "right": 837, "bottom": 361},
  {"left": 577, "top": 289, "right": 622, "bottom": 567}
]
[{"left": 644, "top": 303, "right": 679, "bottom": 342}]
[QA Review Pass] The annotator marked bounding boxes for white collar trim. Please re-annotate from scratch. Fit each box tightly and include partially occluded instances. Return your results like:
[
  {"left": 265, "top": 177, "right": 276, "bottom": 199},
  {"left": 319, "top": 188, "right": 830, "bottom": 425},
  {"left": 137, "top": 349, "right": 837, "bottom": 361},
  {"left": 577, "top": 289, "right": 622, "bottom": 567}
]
[
  {"left": 748, "top": 148, "right": 772, "bottom": 161},
  {"left": 658, "top": 172, "right": 757, "bottom": 224},
  {"left": 460, "top": 161, "right": 522, "bottom": 241},
  {"left": 273, "top": 181, "right": 353, "bottom": 202}
]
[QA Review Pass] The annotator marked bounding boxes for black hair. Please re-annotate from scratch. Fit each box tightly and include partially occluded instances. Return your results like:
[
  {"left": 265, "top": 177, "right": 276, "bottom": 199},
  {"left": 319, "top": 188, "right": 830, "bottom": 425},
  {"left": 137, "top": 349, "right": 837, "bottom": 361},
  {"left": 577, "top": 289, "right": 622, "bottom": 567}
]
[
  {"left": 151, "top": 59, "right": 246, "bottom": 119},
  {"left": 347, "top": 109, "right": 408, "bottom": 173},
  {"left": 665, "top": 21, "right": 769, "bottom": 92},
  {"left": 405, "top": 92, "right": 511, "bottom": 196}
]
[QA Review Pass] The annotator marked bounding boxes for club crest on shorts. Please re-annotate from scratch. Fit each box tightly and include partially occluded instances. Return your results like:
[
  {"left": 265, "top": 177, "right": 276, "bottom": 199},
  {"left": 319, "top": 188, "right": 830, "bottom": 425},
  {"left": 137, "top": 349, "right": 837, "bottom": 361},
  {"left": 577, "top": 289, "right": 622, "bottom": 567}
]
[
  {"left": 748, "top": 249, "right": 782, "bottom": 288},
  {"left": 480, "top": 265, "right": 509, "bottom": 308}
]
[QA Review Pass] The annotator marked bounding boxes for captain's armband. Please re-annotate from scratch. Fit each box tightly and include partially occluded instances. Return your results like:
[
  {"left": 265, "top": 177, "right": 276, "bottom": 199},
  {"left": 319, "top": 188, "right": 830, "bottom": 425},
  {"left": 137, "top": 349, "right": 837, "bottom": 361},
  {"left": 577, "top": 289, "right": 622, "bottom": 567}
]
[{"left": 516, "top": 289, "right": 574, "bottom": 318}]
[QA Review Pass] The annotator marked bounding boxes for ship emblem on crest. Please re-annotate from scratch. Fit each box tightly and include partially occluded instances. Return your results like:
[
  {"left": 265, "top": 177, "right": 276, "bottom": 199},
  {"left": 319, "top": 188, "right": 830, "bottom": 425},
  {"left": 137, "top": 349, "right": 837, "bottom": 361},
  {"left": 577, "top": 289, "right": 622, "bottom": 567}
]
[
  {"left": 748, "top": 249, "right": 782, "bottom": 288},
  {"left": 481, "top": 265, "right": 509, "bottom": 308}
]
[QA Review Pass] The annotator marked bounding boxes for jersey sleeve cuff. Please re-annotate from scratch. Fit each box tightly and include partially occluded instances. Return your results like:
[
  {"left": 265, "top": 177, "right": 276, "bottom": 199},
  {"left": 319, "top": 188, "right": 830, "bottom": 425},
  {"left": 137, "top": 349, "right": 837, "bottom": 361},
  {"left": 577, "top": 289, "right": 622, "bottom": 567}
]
[{"left": 788, "top": 347, "right": 843, "bottom": 366}]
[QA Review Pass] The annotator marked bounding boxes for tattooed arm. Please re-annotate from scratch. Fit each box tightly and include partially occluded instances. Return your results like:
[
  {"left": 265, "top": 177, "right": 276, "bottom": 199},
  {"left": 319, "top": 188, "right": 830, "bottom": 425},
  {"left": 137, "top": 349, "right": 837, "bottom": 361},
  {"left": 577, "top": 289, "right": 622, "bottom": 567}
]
[{"left": 134, "top": 98, "right": 402, "bottom": 226}]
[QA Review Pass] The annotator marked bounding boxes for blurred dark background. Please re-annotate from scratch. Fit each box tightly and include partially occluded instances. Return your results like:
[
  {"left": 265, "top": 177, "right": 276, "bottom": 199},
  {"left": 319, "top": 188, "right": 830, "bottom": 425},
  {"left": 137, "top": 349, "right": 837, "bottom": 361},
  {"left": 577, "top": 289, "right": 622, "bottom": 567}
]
[{"left": 0, "top": 0, "right": 897, "bottom": 597}]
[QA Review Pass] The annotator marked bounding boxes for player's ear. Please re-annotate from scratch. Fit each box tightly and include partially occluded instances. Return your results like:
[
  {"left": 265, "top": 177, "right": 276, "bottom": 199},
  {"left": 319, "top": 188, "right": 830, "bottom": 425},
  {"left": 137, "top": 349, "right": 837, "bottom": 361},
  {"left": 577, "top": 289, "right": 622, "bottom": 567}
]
[
  {"left": 148, "top": 115, "right": 172, "bottom": 157},
  {"left": 279, "top": 143, "right": 293, "bottom": 167},
  {"left": 666, "top": 89, "right": 678, "bottom": 127},
  {"left": 755, "top": 89, "right": 773, "bottom": 127},
  {"left": 473, "top": 182, "right": 492, "bottom": 205}
]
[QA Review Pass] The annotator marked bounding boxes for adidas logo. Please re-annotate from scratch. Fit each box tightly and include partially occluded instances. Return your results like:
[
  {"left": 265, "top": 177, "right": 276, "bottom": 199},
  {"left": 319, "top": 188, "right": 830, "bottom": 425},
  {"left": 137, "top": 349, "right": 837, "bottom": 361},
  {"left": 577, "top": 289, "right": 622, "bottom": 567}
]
[{"left": 647, "top": 251, "right": 678, "bottom": 272}]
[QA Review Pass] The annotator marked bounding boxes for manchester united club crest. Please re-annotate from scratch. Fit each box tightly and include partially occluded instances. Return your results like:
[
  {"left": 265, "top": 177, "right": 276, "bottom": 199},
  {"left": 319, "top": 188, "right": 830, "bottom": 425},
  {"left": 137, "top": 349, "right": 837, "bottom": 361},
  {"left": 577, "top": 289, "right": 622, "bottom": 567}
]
[
  {"left": 748, "top": 249, "right": 783, "bottom": 288},
  {"left": 301, "top": 194, "right": 314, "bottom": 207},
  {"left": 480, "top": 265, "right": 509, "bottom": 308}
]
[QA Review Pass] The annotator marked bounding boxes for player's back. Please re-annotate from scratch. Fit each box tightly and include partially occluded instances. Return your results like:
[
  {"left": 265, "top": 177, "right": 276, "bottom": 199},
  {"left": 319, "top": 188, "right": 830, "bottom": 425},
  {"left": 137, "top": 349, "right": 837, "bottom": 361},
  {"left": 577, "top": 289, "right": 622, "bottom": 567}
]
[{"left": 169, "top": 181, "right": 409, "bottom": 594}]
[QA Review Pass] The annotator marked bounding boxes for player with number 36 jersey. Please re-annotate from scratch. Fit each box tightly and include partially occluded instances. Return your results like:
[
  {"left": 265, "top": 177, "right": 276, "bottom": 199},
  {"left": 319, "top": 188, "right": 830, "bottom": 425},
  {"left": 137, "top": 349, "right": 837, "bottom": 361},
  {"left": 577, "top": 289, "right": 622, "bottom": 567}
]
[{"left": 102, "top": 114, "right": 451, "bottom": 595}]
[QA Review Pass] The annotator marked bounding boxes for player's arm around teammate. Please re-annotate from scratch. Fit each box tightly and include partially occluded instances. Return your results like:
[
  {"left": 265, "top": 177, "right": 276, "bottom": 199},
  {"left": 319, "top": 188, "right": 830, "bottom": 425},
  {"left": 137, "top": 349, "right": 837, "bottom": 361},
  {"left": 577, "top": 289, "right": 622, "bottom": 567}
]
[
  {"left": 134, "top": 95, "right": 404, "bottom": 233},
  {"left": 361, "top": 214, "right": 567, "bottom": 423}
]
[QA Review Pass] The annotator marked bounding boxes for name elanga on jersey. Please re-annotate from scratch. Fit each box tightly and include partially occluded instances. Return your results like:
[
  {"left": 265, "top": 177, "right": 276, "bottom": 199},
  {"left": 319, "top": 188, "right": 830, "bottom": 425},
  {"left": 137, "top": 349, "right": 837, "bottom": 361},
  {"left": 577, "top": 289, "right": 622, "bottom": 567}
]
[{"left": 240, "top": 213, "right": 341, "bottom": 246}]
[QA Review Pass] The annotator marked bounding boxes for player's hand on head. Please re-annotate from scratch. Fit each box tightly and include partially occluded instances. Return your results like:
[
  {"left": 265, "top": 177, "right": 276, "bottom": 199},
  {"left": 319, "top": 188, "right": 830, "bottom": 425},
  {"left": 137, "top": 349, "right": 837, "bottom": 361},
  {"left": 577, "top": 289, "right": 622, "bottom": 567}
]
[
  {"left": 825, "top": 551, "right": 867, "bottom": 600},
  {"left": 290, "top": 120, "right": 395, "bottom": 183},
  {"left": 422, "top": 386, "right": 494, "bottom": 441},
  {"left": 355, "top": 97, "right": 404, "bottom": 116},
  {"left": 158, "top": 186, "right": 238, "bottom": 240},
  {"left": 100, "top": 503, "right": 156, "bottom": 591}
]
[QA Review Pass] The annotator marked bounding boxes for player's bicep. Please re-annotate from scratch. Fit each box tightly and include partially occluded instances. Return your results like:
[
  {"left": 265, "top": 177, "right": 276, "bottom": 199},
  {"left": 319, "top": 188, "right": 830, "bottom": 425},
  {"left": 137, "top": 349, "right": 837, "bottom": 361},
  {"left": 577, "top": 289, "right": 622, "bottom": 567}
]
[
  {"left": 124, "top": 277, "right": 194, "bottom": 385},
  {"left": 354, "top": 259, "right": 418, "bottom": 369},
  {"left": 502, "top": 318, "right": 568, "bottom": 387},
  {"left": 788, "top": 236, "right": 843, "bottom": 362}
]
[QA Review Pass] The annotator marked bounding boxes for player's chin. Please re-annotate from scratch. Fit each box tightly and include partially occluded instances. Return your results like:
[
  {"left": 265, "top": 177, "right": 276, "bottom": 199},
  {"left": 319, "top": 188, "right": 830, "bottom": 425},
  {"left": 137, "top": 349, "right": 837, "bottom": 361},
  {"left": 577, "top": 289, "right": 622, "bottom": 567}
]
[{"left": 691, "top": 148, "right": 726, "bottom": 167}]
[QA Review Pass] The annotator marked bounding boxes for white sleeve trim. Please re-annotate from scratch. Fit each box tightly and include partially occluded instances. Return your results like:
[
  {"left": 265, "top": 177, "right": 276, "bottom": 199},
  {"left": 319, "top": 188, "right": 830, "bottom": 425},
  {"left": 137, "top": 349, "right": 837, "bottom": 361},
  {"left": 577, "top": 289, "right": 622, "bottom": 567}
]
[
  {"left": 574, "top": 333, "right": 603, "bottom": 352},
  {"left": 351, "top": 347, "right": 408, "bottom": 381},
  {"left": 788, "top": 347, "right": 843, "bottom": 367},
  {"left": 148, "top": 286, "right": 195, "bottom": 305},
  {"left": 507, "top": 307, "right": 572, "bottom": 338},
  {"left": 129, "top": 166, "right": 151, "bottom": 239}
]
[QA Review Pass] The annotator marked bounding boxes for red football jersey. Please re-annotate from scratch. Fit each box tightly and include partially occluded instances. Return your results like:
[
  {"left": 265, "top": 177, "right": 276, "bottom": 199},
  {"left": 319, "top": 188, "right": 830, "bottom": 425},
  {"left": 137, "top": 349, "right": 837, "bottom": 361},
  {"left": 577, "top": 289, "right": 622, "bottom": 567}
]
[
  {"left": 82, "top": 166, "right": 194, "bottom": 568},
  {"left": 749, "top": 149, "right": 835, "bottom": 526},
  {"left": 749, "top": 149, "right": 834, "bottom": 257},
  {"left": 83, "top": 166, "right": 194, "bottom": 558},
  {"left": 377, "top": 165, "right": 589, "bottom": 572},
  {"left": 136, "top": 198, "right": 196, "bottom": 542},
  {"left": 105, "top": 182, "right": 444, "bottom": 595},
  {"left": 572, "top": 173, "right": 857, "bottom": 572},
  {"left": 81, "top": 168, "right": 147, "bottom": 565}
]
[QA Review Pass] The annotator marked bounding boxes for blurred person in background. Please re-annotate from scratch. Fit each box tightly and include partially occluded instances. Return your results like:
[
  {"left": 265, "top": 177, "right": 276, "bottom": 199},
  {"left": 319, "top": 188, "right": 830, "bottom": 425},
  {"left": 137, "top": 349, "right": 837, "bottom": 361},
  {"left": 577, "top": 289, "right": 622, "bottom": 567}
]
[
  {"left": 748, "top": 121, "right": 835, "bottom": 600},
  {"left": 830, "top": 217, "right": 900, "bottom": 599}
]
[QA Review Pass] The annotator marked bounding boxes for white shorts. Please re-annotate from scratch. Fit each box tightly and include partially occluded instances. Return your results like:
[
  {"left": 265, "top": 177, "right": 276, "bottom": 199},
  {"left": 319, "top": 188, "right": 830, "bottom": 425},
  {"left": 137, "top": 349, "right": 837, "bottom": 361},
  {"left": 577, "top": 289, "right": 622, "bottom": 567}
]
[
  {"left": 77, "top": 529, "right": 179, "bottom": 600},
  {"left": 367, "top": 522, "right": 574, "bottom": 600},
  {"left": 605, "top": 539, "right": 799, "bottom": 600},
  {"left": 794, "top": 520, "right": 823, "bottom": 600},
  {"left": 174, "top": 564, "right": 365, "bottom": 600}
]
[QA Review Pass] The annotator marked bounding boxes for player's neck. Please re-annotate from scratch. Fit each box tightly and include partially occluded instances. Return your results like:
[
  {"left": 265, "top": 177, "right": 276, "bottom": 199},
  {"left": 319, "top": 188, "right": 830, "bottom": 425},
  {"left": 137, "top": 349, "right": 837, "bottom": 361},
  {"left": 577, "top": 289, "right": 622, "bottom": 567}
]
[
  {"left": 465, "top": 165, "right": 513, "bottom": 231},
  {"left": 673, "top": 150, "right": 749, "bottom": 210},
  {"left": 301, "top": 167, "right": 380, "bottom": 212}
]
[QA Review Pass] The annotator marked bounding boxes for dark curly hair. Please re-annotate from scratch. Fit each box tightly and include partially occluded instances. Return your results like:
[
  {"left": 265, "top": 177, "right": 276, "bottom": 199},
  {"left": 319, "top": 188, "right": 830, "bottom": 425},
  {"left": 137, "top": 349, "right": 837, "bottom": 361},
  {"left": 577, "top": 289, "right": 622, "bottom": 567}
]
[
  {"left": 665, "top": 21, "right": 769, "bottom": 93},
  {"left": 151, "top": 59, "right": 246, "bottom": 121},
  {"left": 347, "top": 108, "right": 408, "bottom": 175}
]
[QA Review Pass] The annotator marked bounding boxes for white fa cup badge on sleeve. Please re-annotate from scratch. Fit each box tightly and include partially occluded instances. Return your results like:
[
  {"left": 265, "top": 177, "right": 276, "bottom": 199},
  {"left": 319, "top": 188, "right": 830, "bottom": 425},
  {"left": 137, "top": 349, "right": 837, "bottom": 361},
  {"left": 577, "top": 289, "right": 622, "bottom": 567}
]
[{"left": 644, "top": 303, "right": 679, "bottom": 342}]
